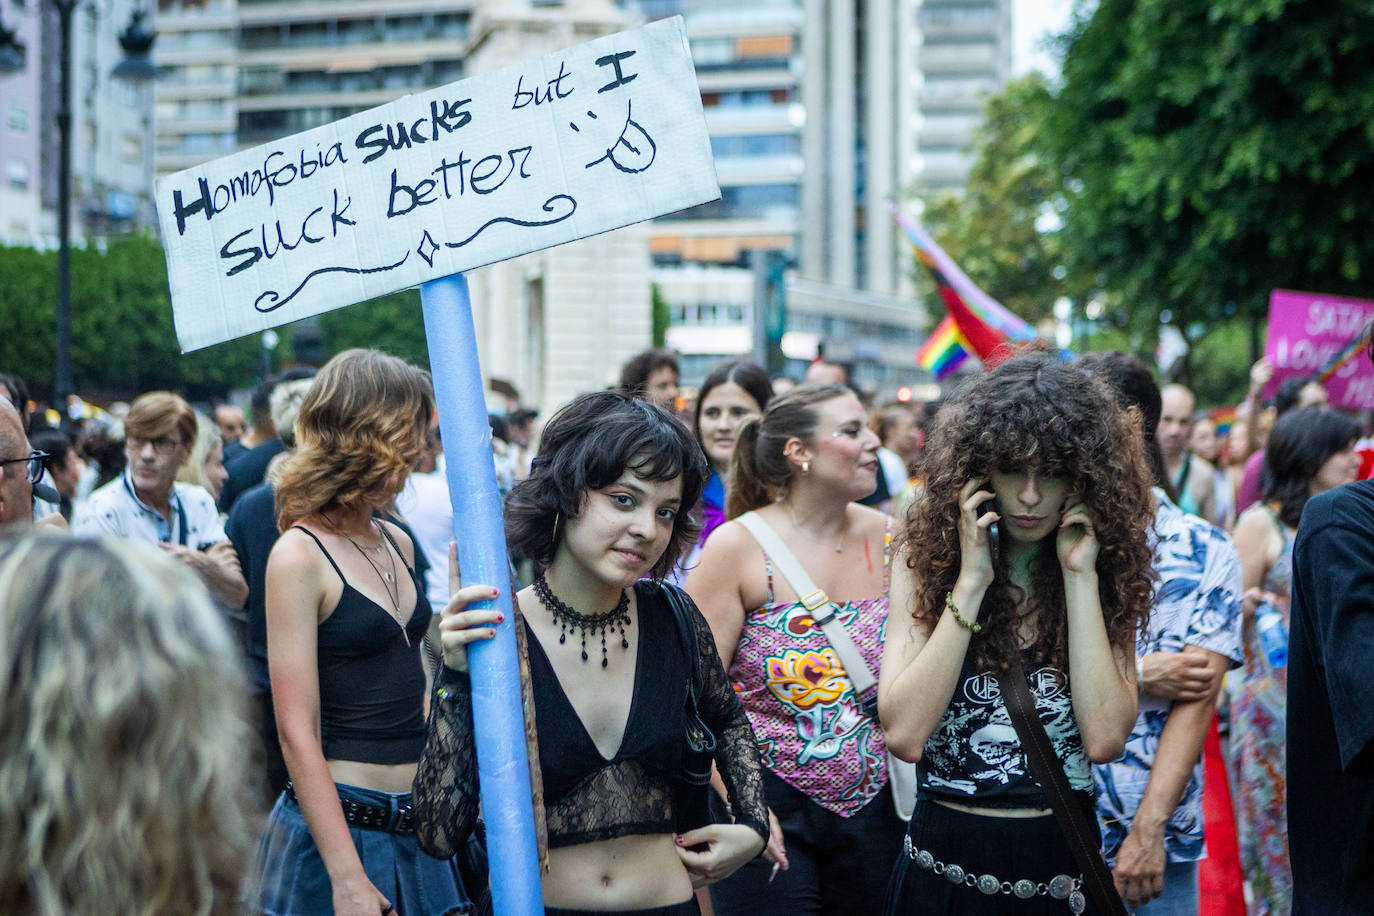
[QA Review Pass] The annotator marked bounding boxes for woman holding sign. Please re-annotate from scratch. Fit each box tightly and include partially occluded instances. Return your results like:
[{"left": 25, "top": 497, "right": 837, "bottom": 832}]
[
  {"left": 413, "top": 391, "right": 768, "bottom": 914},
  {"left": 252, "top": 349, "right": 470, "bottom": 916}
]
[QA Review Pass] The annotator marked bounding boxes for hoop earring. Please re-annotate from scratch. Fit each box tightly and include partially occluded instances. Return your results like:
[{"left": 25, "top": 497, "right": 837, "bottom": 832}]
[{"left": 552, "top": 511, "right": 561, "bottom": 543}]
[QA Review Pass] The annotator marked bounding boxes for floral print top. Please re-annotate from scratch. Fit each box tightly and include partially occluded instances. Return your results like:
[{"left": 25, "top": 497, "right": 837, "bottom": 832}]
[{"left": 727, "top": 521, "right": 893, "bottom": 817}]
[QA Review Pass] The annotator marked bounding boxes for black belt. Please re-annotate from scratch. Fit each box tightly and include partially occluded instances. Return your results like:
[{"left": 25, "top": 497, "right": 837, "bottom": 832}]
[{"left": 284, "top": 781, "right": 415, "bottom": 834}]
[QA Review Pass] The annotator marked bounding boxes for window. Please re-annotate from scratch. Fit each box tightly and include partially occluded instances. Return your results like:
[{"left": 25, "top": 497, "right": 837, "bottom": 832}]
[
  {"left": 122, "top": 134, "right": 143, "bottom": 164},
  {"left": 7, "top": 158, "right": 30, "bottom": 191},
  {"left": 710, "top": 133, "right": 801, "bottom": 157},
  {"left": 7, "top": 101, "right": 27, "bottom": 133}
]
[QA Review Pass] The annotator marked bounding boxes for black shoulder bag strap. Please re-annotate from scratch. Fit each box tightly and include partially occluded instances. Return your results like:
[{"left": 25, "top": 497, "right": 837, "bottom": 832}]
[{"left": 997, "top": 659, "right": 1127, "bottom": 916}]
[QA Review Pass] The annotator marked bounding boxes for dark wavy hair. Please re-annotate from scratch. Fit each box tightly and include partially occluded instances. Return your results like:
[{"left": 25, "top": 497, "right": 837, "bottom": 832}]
[
  {"left": 505, "top": 391, "right": 708, "bottom": 581},
  {"left": 1264, "top": 407, "right": 1359, "bottom": 529},
  {"left": 618, "top": 349, "right": 679, "bottom": 398},
  {"left": 275, "top": 349, "right": 433, "bottom": 530},
  {"left": 693, "top": 360, "right": 773, "bottom": 451},
  {"left": 897, "top": 351, "right": 1155, "bottom": 673},
  {"left": 1076, "top": 351, "right": 1177, "bottom": 502}
]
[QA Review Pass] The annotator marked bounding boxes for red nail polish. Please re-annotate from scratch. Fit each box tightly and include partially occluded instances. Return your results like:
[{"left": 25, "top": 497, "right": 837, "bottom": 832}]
[
  {"left": 675, "top": 836, "right": 684, "bottom": 845},
  {"left": 493, "top": 588, "right": 500, "bottom": 597},
  {"left": 496, "top": 614, "right": 505, "bottom": 623}
]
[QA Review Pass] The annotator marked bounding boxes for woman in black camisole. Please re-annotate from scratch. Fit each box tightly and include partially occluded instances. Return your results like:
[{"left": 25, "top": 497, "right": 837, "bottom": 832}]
[
  {"left": 412, "top": 391, "right": 769, "bottom": 915},
  {"left": 878, "top": 352, "right": 1155, "bottom": 914},
  {"left": 251, "top": 349, "right": 469, "bottom": 916}
]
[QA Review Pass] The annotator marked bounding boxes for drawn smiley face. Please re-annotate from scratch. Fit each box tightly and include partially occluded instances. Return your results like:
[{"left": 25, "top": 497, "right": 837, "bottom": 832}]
[{"left": 574, "top": 100, "right": 658, "bottom": 174}]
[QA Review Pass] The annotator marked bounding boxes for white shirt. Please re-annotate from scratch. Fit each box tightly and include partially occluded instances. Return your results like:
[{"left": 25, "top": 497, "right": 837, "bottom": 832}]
[
  {"left": 72, "top": 471, "right": 227, "bottom": 548},
  {"left": 397, "top": 468, "right": 453, "bottom": 610}
]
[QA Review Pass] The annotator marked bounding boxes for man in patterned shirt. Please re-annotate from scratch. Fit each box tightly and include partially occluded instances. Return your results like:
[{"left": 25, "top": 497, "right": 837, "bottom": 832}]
[{"left": 1082, "top": 353, "right": 1243, "bottom": 913}]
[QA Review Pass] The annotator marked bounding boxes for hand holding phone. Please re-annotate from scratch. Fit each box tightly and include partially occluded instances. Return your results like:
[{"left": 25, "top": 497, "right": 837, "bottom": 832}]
[
  {"left": 981, "top": 501, "right": 1000, "bottom": 570},
  {"left": 958, "top": 480, "right": 1001, "bottom": 590}
]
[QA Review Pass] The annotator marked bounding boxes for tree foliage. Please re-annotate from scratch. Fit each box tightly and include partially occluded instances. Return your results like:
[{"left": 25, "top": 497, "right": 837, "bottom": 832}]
[
  {"left": 314, "top": 288, "right": 429, "bottom": 370},
  {"left": 0, "top": 236, "right": 260, "bottom": 403},
  {"left": 1044, "top": 0, "right": 1374, "bottom": 383},
  {"left": 0, "top": 235, "right": 431, "bottom": 404}
]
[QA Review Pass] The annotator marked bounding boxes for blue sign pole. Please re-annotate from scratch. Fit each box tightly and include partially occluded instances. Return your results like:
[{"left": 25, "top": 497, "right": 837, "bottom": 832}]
[{"left": 420, "top": 273, "right": 543, "bottom": 915}]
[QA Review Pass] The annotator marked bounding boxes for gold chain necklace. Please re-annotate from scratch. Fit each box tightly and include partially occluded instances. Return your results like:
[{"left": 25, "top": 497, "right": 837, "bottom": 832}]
[{"left": 332, "top": 518, "right": 409, "bottom": 647}]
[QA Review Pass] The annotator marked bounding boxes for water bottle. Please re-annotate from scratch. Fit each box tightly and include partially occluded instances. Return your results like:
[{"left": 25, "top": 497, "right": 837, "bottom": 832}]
[{"left": 1255, "top": 600, "right": 1288, "bottom": 668}]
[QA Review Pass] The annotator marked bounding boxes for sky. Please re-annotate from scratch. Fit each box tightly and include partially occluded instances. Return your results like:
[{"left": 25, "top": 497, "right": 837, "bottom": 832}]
[{"left": 1012, "top": 0, "right": 1077, "bottom": 77}]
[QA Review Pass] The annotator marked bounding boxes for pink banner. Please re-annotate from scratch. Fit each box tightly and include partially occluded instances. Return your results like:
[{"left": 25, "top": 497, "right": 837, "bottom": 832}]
[{"left": 1264, "top": 288, "right": 1374, "bottom": 410}]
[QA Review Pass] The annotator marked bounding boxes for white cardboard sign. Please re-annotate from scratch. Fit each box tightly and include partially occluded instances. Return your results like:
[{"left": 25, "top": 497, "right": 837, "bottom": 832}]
[{"left": 156, "top": 17, "right": 718, "bottom": 352}]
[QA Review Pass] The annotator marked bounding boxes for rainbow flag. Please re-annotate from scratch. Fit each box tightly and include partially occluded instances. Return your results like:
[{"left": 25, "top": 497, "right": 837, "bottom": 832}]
[
  {"left": 891, "top": 205, "right": 1037, "bottom": 375},
  {"left": 916, "top": 316, "right": 972, "bottom": 379},
  {"left": 1208, "top": 405, "right": 1238, "bottom": 439}
]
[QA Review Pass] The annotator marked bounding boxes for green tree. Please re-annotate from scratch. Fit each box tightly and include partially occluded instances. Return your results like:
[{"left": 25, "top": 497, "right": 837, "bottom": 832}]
[
  {"left": 315, "top": 288, "right": 429, "bottom": 369},
  {"left": 0, "top": 236, "right": 260, "bottom": 402},
  {"left": 918, "top": 74, "right": 1079, "bottom": 327},
  {"left": 651, "top": 282, "right": 669, "bottom": 349},
  {"left": 1044, "top": 0, "right": 1374, "bottom": 387}
]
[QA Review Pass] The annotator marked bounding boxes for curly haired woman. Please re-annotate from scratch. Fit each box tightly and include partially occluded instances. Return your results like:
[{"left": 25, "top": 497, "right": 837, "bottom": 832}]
[
  {"left": 252, "top": 349, "right": 470, "bottom": 916},
  {"left": 0, "top": 535, "right": 257, "bottom": 915},
  {"left": 879, "top": 352, "right": 1155, "bottom": 915}
]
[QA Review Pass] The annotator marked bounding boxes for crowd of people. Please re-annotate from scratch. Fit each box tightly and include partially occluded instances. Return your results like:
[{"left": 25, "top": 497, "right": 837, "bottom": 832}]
[{"left": 1, "top": 339, "right": 1371, "bottom": 916}]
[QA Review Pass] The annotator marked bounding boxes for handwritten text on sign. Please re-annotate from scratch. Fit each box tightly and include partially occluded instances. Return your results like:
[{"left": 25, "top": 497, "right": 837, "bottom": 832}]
[
  {"left": 1264, "top": 288, "right": 1374, "bottom": 409},
  {"left": 156, "top": 18, "right": 717, "bottom": 352}
]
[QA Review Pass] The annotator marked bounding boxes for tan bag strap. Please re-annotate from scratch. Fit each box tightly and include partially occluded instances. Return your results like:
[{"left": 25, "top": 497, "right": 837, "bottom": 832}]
[{"left": 737, "top": 511, "right": 876, "bottom": 696}]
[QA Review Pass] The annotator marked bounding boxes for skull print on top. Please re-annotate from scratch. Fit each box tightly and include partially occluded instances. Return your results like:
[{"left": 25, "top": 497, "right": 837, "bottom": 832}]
[{"left": 918, "top": 655, "right": 1092, "bottom": 808}]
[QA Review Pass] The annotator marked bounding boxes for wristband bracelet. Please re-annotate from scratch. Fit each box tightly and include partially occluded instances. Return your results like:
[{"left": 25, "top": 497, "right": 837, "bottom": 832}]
[{"left": 945, "top": 592, "right": 982, "bottom": 634}]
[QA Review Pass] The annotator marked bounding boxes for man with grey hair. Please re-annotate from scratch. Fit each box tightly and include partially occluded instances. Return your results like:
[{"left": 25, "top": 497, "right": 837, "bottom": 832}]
[{"left": 0, "top": 400, "right": 38, "bottom": 530}]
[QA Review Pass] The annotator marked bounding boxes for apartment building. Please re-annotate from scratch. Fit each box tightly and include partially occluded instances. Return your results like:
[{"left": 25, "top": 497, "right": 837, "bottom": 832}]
[
  {"left": 914, "top": 0, "right": 1012, "bottom": 192},
  {"left": 0, "top": 0, "right": 157, "bottom": 245},
  {"left": 639, "top": 0, "right": 927, "bottom": 393}
]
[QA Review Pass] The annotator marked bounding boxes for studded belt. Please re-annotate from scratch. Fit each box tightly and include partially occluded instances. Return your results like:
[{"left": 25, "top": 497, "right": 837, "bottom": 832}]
[
  {"left": 284, "top": 781, "right": 415, "bottom": 834},
  {"left": 903, "top": 835, "right": 1086, "bottom": 913}
]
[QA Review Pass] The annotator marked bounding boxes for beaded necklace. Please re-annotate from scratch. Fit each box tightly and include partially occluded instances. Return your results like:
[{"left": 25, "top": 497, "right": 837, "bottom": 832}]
[{"left": 533, "top": 571, "right": 630, "bottom": 668}]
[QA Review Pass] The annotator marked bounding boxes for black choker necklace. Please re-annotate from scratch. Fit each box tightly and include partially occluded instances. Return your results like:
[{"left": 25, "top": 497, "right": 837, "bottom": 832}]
[{"left": 533, "top": 572, "right": 630, "bottom": 668}]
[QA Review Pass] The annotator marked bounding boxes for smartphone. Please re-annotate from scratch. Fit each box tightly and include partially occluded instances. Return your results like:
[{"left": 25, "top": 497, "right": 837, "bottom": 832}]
[{"left": 980, "top": 500, "right": 1001, "bottom": 569}]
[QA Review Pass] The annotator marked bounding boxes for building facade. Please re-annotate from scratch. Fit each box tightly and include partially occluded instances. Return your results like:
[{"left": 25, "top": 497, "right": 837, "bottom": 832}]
[
  {"left": 0, "top": 0, "right": 156, "bottom": 246},
  {"left": 0, "top": 0, "right": 41, "bottom": 245},
  {"left": 913, "top": 0, "right": 1012, "bottom": 193},
  {"left": 153, "top": 0, "right": 239, "bottom": 179}
]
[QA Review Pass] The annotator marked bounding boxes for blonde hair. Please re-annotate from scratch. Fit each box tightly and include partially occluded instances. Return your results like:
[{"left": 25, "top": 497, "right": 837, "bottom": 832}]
[
  {"left": 275, "top": 349, "right": 433, "bottom": 530},
  {"left": 0, "top": 534, "right": 257, "bottom": 915},
  {"left": 125, "top": 391, "right": 197, "bottom": 449},
  {"left": 269, "top": 378, "right": 313, "bottom": 451},
  {"left": 176, "top": 411, "right": 222, "bottom": 492}
]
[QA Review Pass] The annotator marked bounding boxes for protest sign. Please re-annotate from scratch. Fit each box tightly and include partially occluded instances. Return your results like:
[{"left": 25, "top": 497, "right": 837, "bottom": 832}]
[
  {"left": 156, "top": 16, "right": 717, "bottom": 352},
  {"left": 1264, "top": 289, "right": 1374, "bottom": 409}
]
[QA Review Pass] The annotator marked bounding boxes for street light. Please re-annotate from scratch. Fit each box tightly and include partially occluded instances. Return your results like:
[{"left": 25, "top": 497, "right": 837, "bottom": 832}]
[{"left": 0, "top": 3, "right": 158, "bottom": 411}]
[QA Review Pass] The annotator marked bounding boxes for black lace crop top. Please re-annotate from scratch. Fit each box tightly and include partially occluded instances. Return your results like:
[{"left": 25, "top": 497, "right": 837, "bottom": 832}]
[{"left": 413, "top": 581, "right": 768, "bottom": 854}]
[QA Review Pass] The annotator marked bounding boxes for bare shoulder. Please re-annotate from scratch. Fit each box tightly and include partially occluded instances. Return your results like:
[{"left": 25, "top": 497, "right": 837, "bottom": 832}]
[
  {"left": 1233, "top": 504, "right": 1283, "bottom": 555},
  {"left": 1234, "top": 504, "right": 1272, "bottom": 537},
  {"left": 268, "top": 525, "right": 324, "bottom": 570},
  {"left": 378, "top": 517, "right": 417, "bottom": 565},
  {"left": 266, "top": 526, "right": 336, "bottom": 620},
  {"left": 699, "top": 517, "right": 764, "bottom": 559},
  {"left": 849, "top": 502, "right": 892, "bottom": 535}
]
